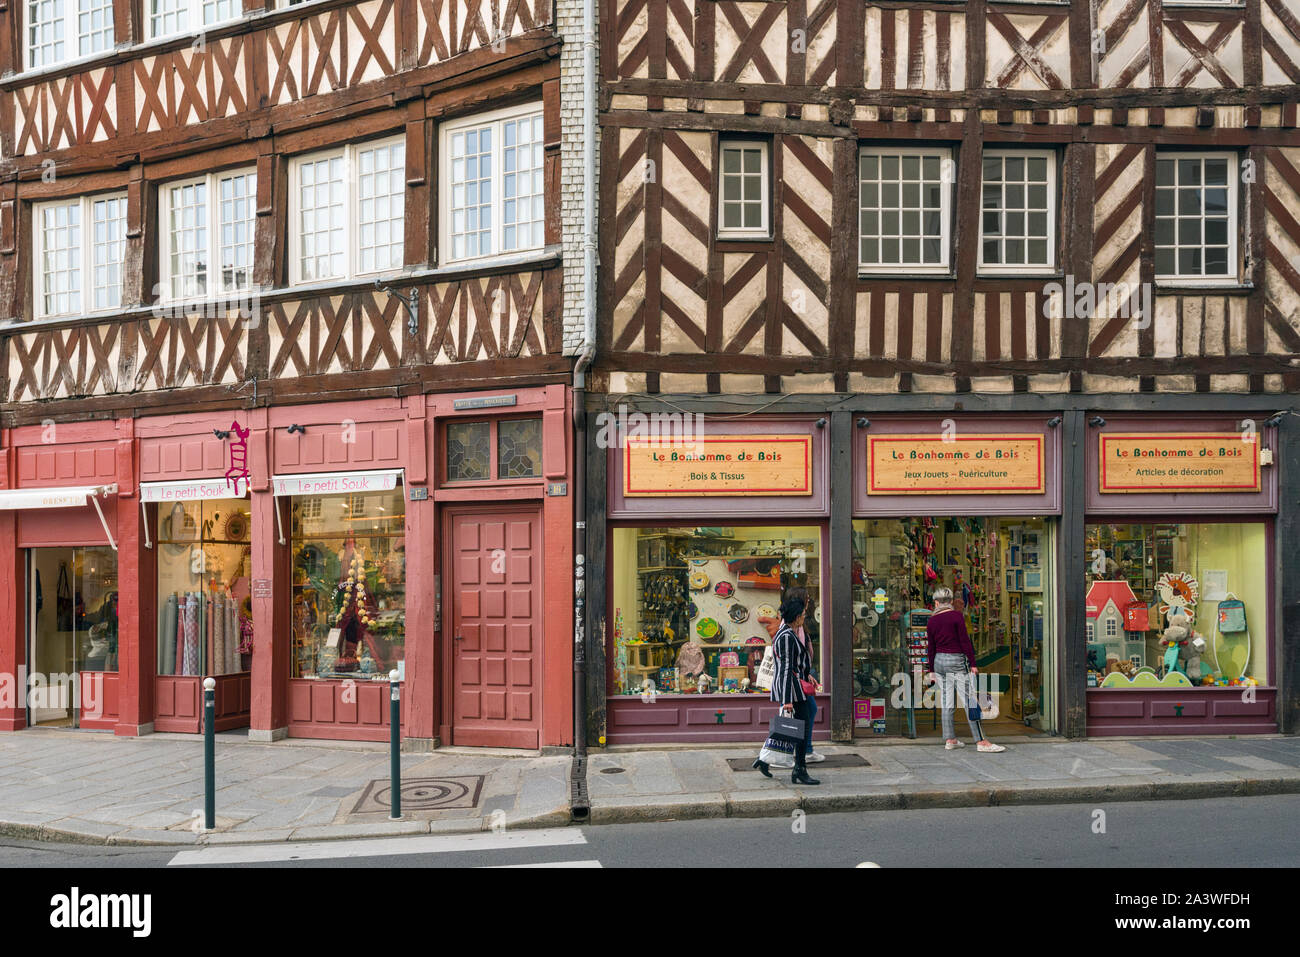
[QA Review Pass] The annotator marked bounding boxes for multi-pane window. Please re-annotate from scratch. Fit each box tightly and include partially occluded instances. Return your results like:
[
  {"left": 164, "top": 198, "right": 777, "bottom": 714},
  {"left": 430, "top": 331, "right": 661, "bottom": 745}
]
[
  {"left": 717, "top": 140, "right": 769, "bottom": 239},
  {"left": 34, "top": 194, "right": 126, "bottom": 318},
  {"left": 859, "top": 148, "right": 951, "bottom": 272},
  {"left": 443, "top": 104, "right": 546, "bottom": 262},
  {"left": 1154, "top": 153, "right": 1236, "bottom": 282},
  {"left": 160, "top": 170, "right": 257, "bottom": 301},
  {"left": 290, "top": 137, "right": 405, "bottom": 284},
  {"left": 979, "top": 150, "right": 1056, "bottom": 272},
  {"left": 148, "top": 0, "right": 240, "bottom": 39},
  {"left": 27, "top": 0, "right": 115, "bottom": 69}
]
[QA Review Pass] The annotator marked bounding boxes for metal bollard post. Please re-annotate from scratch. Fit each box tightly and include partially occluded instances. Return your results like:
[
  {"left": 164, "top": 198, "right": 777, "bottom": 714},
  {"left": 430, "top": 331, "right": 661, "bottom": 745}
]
[
  {"left": 203, "top": 677, "right": 216, "bottom": 830},
  {"left": 389, "top": 669, "right": 401, "bottom": 820}
]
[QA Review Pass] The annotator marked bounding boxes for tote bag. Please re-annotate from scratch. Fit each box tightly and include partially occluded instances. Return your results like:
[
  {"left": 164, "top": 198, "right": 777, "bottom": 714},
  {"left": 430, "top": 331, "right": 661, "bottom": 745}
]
[
  {"left": 55, "top": 564, "right": 74, "bottom": 632},
  {"left": 754, "top": 645, "right": 776, "bottom": 691}
]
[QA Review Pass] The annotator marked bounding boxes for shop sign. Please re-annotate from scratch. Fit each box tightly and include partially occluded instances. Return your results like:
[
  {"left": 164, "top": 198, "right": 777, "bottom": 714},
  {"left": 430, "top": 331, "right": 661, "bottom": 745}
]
[
  {"left": 271, "top": 469, "right": 402, "bottom": 496},
  {"left": 623, "top": 434, "right": 813, "bottom": 497},
  {"left": 141, "top": 479, "right": 244, "bottom": 502},
  {"left": 867, "top": 434, "right": 1045, "bottom": 494},
  {"left": 0, "top": 485, "right": 114, "bottom": 510},
  {"left": 1099, "top": 433, "right": 1260, "bottom": 493}
]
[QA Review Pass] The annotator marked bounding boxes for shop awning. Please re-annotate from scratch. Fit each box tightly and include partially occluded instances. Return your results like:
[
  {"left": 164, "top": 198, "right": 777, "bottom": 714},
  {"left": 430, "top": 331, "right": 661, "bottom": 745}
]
[
  {"left": 271, "top": 469, "right": 403, "bottom": 496},
  {"left": 0, "top": 484, "right": 119, "bottom": 550},
  {"left": 140, "top": 478, "right": 247, "bottom": 502}
]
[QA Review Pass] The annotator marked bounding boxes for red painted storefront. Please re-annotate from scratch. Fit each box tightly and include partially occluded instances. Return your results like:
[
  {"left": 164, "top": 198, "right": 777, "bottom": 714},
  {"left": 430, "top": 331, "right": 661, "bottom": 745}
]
[{"left": 0, "top": 386, "right": 574, "bottom": 749}]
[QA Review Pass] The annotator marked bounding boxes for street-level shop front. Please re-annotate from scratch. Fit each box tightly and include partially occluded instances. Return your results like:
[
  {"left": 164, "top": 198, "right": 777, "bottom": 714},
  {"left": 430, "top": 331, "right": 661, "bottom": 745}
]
[{"left": 588, "top": 404, "right": 1286, "bottom": 745}]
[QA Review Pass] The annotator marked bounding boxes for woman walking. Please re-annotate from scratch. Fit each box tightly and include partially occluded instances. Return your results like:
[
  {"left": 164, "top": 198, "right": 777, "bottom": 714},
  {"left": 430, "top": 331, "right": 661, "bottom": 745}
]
[
  {"left": 752, "top": 594, "right": 820, "bottom": 785},
  {"left": 926, "top": 586, "right": 1005, "bottom": 753}
]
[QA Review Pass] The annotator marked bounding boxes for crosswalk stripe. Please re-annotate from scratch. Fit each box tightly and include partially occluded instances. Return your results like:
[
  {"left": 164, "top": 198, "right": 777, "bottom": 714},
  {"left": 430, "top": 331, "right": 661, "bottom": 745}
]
[{"left": 168, "top": 828, "right": 587, "bottom": 866}]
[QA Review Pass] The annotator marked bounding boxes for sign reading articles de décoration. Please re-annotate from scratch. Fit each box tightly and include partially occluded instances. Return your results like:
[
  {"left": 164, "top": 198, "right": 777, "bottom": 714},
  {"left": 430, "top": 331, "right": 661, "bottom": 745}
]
[
  {"left": 1099, "top": 433, "right": 1260, "bottom": 493},
  {"left": 624, "top": 435, "right": 813, "bottom": 496}
]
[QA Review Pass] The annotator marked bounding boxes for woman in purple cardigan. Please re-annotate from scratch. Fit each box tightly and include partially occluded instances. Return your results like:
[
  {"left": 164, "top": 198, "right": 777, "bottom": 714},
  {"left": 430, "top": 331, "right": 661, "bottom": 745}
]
[{"left": 926, "top": 587, "right": 1005, "bottom": 753}]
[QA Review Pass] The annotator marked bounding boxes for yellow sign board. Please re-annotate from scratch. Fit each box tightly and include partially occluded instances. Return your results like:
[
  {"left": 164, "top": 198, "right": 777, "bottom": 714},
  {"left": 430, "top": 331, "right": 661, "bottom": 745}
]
[
  {"left": 623, "top": 434, "right": 813, "bottom": 497},
  {"left": 867, "top": 433, "right": 1045, "bottom": 495},
  {"left": 1099, "top": 433, "right": 1260, "bottom": 493}
]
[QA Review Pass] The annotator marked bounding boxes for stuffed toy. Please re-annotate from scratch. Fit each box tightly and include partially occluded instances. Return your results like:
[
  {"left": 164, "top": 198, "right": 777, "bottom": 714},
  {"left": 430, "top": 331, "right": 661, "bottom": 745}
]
[
  {"left": 1185, "top": 635, "right": 1209, "bottom": 684},
  {"left": 1159, "top": 608, "right": 1195, "bottom": 677}
]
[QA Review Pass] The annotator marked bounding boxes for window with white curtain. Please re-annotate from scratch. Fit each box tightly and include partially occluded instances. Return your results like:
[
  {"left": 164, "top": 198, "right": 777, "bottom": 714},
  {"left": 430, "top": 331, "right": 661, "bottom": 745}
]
[
  {"left": 441, "top": 103, "right": 545, "bottom": 263},
  {"left": 159, "top": 169, "right": 258, "bottom": 301},
  {"left": 34, "top": 194, "right": 126, "bottom": 318},
  {"left": 27, "top": 0, "right": 115, "bottom": 69},
  {"left": 147, "top": 0, "right": 240, "bottom": 40},
  {"left": 290, "top": 137, "right": 406, "bottom": 284}
]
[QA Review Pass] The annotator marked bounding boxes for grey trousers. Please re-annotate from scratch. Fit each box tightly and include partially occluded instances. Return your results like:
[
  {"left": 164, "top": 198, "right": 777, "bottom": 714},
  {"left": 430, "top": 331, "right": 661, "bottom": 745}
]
[{"left": 934, "top": 653, "right": 984, "bottom": 742}]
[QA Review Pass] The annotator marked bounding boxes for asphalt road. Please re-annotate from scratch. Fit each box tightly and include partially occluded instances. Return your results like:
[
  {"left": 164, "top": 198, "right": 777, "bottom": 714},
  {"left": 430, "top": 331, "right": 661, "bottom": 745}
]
[{"left": 0, "top": 794, "right": 1296, "bottom": 868}]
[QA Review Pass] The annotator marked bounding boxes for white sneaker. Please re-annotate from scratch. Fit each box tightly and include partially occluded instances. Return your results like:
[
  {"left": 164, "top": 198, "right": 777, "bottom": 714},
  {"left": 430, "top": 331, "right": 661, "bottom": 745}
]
[
  {"left": 977, "top": 741, "right": 1006, "bottom": 753},
  {"left": 944, "top": 739, "right": 965, "bottom": 750},
  {"left": 805, "top": 750, "right": 826, "bottom": 763}
]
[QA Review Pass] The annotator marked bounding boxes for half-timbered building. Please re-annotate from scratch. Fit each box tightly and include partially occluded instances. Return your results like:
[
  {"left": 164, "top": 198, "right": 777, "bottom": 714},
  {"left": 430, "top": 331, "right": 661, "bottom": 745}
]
[
  {"left": 0, "top": 0, "right": 584, "bottom": 749},
  {"left": 586, "top": 0, "right": 1300, "bottom": 747}
]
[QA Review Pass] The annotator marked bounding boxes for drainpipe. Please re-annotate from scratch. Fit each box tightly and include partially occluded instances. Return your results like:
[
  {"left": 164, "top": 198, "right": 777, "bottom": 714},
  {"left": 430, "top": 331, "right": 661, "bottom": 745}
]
[{"left": 572, "top": 0, "right": 598, "bottom": 769}]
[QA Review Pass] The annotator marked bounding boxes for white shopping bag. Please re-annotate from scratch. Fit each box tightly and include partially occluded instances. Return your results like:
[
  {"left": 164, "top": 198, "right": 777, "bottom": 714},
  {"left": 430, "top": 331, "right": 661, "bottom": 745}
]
[{"left": 754, "top": 645, "right": 776, "bottom": 691}]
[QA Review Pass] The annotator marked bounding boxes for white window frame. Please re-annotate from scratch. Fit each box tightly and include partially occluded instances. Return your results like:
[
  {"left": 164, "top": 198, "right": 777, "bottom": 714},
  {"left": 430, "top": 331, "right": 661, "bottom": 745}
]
[
  {"left": 1154, "top": 151, "right": 1238, "bottom": 286},
  {"left": 32, "top": 192, "right": 127, "bottom": 319},
  {"left": 26, "top": 0, "right": 115, "bottom": 70},
  {"left": 1105, "top": 617, "right": 1118, "bottom": 638},
  {"left": 288, "top": 135, "right": 407, "bottom": 286},
  {"left": 145, "top": 0, "right": 242, "bottom": 42},
  {"left": 858, "top": 146, "right": 953, "bottom": 275},
  {"left": 158, "top": 167, "right": 258, "bottom": 304},
  {"left": 977, "top": 148, "right": 1058, "bottom": 276},
  {"left": 438, "top": 101, "right": 547, "bottom": 265},
  {"left": 716, "top": 138, "right": 771, "bottom": 241}
]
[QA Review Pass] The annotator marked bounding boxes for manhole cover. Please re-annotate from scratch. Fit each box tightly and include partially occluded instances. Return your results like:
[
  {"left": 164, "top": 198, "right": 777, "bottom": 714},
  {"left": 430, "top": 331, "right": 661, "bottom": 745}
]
[{"left": 351, "top": 775, "right": 485, "bottom": 813}]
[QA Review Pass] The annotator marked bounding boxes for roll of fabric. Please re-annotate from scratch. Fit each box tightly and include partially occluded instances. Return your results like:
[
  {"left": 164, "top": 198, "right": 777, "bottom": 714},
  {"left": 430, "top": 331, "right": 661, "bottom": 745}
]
[
  {"left": 182, "top": 594, "right": 199, "bottom": 676},
  {"left": 161, "top": 593, "right": 177, "bottom": 675},
  {"left": 226, "top": 597, "right": 238, "bottom": 674},
  {"left": 214, "top": 593, "right": 226, "bottom": 676},
  {"left": 175, "top": 597, "right": 184, "bottom": 676}
]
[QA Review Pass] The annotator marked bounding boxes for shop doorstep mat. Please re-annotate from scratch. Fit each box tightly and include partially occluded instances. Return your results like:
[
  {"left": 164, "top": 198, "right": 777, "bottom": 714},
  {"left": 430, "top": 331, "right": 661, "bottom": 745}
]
[
  {"left": 351, "top": 775, "right": 485, "bottom": 814},
  {"left": 726, "top": 755, "right": 870, "bottom": 771}
]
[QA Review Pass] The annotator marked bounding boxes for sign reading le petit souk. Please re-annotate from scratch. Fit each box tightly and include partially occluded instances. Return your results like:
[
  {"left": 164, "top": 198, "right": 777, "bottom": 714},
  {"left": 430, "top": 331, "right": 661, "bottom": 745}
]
[
  {"left": 624, "top": 434, "right": 812, "bottom": 497},
  {"left": 868, "top": 434, "right": 1045, "bottom": 495},
  {"left": 1099, "top": 433, "right": 1260, "bottom": 493}
]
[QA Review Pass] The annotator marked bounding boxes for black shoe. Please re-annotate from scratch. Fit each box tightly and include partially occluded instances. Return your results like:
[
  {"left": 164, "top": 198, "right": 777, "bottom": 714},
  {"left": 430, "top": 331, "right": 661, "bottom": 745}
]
[
  {"left": 791, "top": 767, "right": 820, "bottom": 786},
  {"left": 752, "top": 759, "right": 772, "bottom": 778}
]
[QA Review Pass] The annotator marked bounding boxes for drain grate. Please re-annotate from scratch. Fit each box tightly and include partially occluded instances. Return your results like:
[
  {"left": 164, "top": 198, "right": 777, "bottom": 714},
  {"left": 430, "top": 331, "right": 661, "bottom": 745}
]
[{"left": 351, "top": 775, "right": 485, "bottom": 813}]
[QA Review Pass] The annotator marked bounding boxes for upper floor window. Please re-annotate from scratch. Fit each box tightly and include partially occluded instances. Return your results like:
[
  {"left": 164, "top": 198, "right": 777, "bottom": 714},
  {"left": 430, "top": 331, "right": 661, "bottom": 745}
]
[
  {"left": 34, "top": 193, "right": 126, "bottom": 318},
  {"left": 444, "top": 417, "right": 542, "bottom": 483},
  {"left": 159, "top": 169, "right": 257, "bottom": 301},
  {"left": 1155, "top": 153, "right": 1236, "bottom": 283},
  {"left": 27, "top": 0, "right": 114, "bottom": 69},
  {"left": 441, "top": 104, "right": 545, "bottom": 262},
  {"left": 148, "top": 0, "right": 240, "bottom": 40},
  {"left": 978, "top": 149, "right": 1056, "bottom": 274},
  {"left": 859, "top": 147, "right": 952, "bottom": 273},
  {"left": 717, "top": 139, "right": 769, "bottom": 240},
  {"left": 289, "top": 136, "right": 405, "bottom": 285}
]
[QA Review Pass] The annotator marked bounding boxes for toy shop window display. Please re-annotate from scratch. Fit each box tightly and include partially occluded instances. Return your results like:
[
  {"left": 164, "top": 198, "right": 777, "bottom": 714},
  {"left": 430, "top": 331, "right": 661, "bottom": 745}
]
[
  {"left": 290, "top": 488, "right": 406, "bottom": 679},
  {"left": 609, "top": 526, "right": 823, "bottom": 698},
  {"left": 156, "top": 499, "right": 254, "bottom": 676},
  {"left": 1084, "top": 521, "right": 1268, "bottom": 690}
]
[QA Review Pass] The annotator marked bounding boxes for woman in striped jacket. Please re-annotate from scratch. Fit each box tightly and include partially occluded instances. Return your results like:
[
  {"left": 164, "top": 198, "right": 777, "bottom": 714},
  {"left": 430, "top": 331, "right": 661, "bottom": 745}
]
[{"left": 752, "top": 594, "right": 820, "bottom": 786}]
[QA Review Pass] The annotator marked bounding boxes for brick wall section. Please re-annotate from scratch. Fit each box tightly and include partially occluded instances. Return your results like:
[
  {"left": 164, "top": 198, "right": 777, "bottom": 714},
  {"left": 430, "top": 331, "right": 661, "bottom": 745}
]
[{"left": 557, "top": 0, "right": 597, "bottom": 355}]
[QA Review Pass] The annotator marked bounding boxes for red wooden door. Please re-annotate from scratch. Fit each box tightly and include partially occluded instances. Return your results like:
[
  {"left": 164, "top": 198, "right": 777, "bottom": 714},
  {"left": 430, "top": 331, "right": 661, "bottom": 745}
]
[{"left": 448, "top": 509, "right": 542, "bottom": 748}]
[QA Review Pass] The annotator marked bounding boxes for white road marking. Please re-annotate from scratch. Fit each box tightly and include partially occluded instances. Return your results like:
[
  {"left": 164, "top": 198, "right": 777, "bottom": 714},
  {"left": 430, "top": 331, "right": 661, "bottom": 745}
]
[{"left": 168, "top": 827, "right": 588, "bottom": 866}]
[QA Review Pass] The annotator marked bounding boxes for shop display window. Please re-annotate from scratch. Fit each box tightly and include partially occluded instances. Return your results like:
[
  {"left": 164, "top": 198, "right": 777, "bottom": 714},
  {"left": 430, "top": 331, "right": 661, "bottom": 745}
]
[
  {"left": 156, "top": 499, "right": 252, "bottom": 676},
  {"left": 1085, "top": 522, "right": 1267, "bottom": 689},
  {"left": 290, "top": 487, "right": 406, "bottom": 679},
  {"left": 610, "top": 526, "right": 822, "bottom": 697},
  {"left": 851, "top": 517, "right": 1054, "bottom": 735}
]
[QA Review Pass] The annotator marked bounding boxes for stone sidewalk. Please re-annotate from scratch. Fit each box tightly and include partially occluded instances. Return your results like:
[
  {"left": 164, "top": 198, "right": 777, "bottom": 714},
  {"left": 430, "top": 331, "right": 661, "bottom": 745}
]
[
  {"left": 585, "top": 736, "right": 1300, "bottom": 823},
  {"left": 0, "top": 728, "right": 572, "bottom": 846}
]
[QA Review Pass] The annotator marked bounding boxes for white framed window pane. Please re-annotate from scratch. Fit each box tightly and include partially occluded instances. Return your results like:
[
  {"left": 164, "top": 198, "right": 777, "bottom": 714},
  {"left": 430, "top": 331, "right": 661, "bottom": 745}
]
[
  {"left": 151, "top": 0, "right": 187, "bottom": 38},
  {"left": 450, "top": 126, "right": 494, "bottom": 259},
  {"left": 356, "top": 142, "right": 405, "bottom": 273},
  {"left": 979, "top": 153, "right": 1052, "bottom": 268},
  {"left": 297, "top": 155, "right": 345, "bottom": 282},
  {"left": 719, "top": 143, "right": 766, "bottom": 237},
  {"left": 1155, "top": 154, "right": 1234, "bottom": 279},
  {"left": 217, "top": 172, "right": 256, "bottom": 291},
  {"left": 168, "top": 182, "right": 208, "bottom": 299},
  {"left": 90, "top": 196, "right": 125, "bottom": 310},
  {"left": 501, "top": 114, "right": 543, "bottom": 252},
  {"left": 28, "top": 0, "right": 66, "bottom": 69},
  {"left": 77, "top": 0, "right": 113, "bottom": 56},
  {"left": 40, "top": 202, "right": 80, "bottom": 316},
  {"left": 860, "top": 149, "right": 949, "bottom": 268},
  {"left": 202, "top": 0, "right": 238, "bottom": 24}
]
